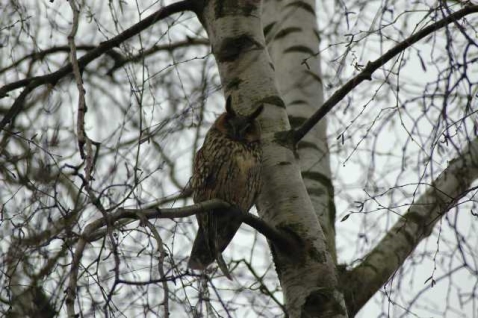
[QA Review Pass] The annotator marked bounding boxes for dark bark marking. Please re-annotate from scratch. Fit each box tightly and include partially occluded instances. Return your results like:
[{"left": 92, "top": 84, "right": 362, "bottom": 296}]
[
  {"left": 306, "top": 69, "right": 323, "bottom": 84},
  {"left": 308, "top": 248, "right": 327, "bottom": 263},
  {"left": 298, "top": 141, "right": 320, "bottom": 151},
  {"left": 258, "top": 95, "right": 286, "bottom": 108},
  {"left": 285, "top": 1, "right": 315, "bottom": 15},
  {"left": 301, "top": 171, "right": 336, "bottom": 224},
  {"left": 289, "top": 99, "right": 308, "bottom": 106},
  {"left": 214, "top": 0, "right": 259, "bottom": 18},
  {"left": 284, "top": 45, "right": 315, "bottom": 56},
  {"left": 263, "top": 22, "right": 276, "bottom": 37},
  {"left": 226, "top": 77, "right": 242, "bottom": 90},
  {"left": 360, "top": 260, "right": 380, "bottom": 273},
  {"left": 217, "top": 35, "right": 263, "bottom": 62},
  {"left": 273, "top": 130, "right": 295, "bottom": 151},
  {"left": 301, "top": 171, "right": 332, "bottom": 186},
  {"left": 277, "top": 161, "right": 292, "bottom": 166},
  {"left": 275, "top": 27, "right": 302, "bottom": 40},
  {"left": 303, "top": 289, "right": 347, "bottom": 317},
  {"left": 313, "top": 28, "right": 321, "bottom": 42},
  {"left": 288, "top": 115, "right": 307, "bottom": 128},
  {"left": 305, "top": 187, "right": 326, "bottom": 197},
  {"left": 242, "top": 3, "right": 256, "bottom": 16}
]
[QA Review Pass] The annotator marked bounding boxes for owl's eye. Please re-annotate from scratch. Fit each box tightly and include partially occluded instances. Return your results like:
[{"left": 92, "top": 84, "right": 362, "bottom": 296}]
[{"left": 240, "top": 122, "right": 254, "bottom": 134}]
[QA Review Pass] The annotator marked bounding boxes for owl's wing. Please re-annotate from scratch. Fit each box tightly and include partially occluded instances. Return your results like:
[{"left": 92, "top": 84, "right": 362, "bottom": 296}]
[
  {"left": 248, "top": 163, "right": 262, "bottom": 205},
  {"left": 192, "top": 147, "right": 216, "bottom": 201}
]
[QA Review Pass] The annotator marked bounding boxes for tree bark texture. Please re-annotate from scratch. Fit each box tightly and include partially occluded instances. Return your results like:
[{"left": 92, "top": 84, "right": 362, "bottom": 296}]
[
  {"left": 192, "top": 0, "right": 347, "bottom": 317},
  {"left": 262, "top": 0, "right": 337, "bottom": 262}
]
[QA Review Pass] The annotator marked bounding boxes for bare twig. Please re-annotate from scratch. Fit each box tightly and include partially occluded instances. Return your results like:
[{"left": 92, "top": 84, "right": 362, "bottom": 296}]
[
  {"left": 65, "top": 234, "right": 88, "bottom": 317},
  {"left": 241, "top": 260, "right": 287, "bottom": 314},
  {"left": 68, "top": 0, "right": 92, "bottom": 174},
  {"left": 0, "top": 38, "right": 208, "bottom": 76},
  {"left": 342, "top": 137, "right": 478, "bottom": 316},
  {"left": 0, "top": 0, "right": 194, "bottom": 131},
  {"left": 142, "top": 219, "right": 170, "bottom": 317},
  {"left": 293, "top": 5, "right": 478, "bottom": 142},
  {"left": 0, "top": 45, "right": 95, "bottom": 75},
  {"left": 67, "top": 198, "right": 296, "bottom": 316},
  {"left": 0, "top": 86, "right": 33, "bottom": 128},
  {"left": 106, "top": 38, "right": 209, "bottom": 75}
]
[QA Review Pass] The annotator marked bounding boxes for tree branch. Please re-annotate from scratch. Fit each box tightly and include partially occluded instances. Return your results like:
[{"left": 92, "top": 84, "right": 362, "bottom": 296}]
[
  {"left": 241, "top": 210, "right": 301, "bottom": 252},
  {"left": 0, "top": 0, "right": 193, "bottom": 131},
  {"left": 84, "top": 199, "right": 298, "bottom": 251},
  {"left": 0, "top": 45, "right": 95, "bottom": 75},
  {"left": 66, "top": 198, "right": 297, "bottom": 315},
  {"left": 85, "top": 199, "right": 230, "bottom": 238},
  {"left": 0, "top": 38, "right": 208, "bottom": 76},
  {"left": 106, "top": 37, "right": 209, "bottom": 75},
  {"left": 293, "top": 5, "right": 478, "bottom": 143},
  {"left": 342, "top": 137, "right": 478, "bottom": 316}
]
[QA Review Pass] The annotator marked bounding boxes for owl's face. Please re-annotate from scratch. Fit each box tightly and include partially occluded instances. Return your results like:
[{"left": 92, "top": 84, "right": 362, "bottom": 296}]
[
  {"left": 214, "top": 97, "right": 263, "bottom": 143},
  {"left": 223, "top": 114, "right": 261, "bottom": 142}
]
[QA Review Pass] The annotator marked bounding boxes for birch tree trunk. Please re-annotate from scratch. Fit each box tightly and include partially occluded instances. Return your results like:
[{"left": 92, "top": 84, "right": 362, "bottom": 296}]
[
  {"left": 192, "top": 0, "right": 346, "bottom": 316},
  {"left": 262, "top": 0, "right": 337, "bottom": 261}
]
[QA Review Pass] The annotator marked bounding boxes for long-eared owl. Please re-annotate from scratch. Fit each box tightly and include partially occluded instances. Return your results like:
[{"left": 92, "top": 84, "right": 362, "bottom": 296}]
[{"left": 188, "top": 96, "right": 263, "bottom": 279}]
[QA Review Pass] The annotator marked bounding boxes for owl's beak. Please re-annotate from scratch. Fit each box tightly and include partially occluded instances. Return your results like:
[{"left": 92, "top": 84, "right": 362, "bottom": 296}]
[{"left": 238, "top": 123, "right": 251, "bottom": 140}]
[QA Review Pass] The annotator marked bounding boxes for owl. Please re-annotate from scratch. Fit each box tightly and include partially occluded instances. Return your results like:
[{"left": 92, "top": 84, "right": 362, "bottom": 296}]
[{"left": 188, "top": 96, "right": 263, "bottom": 279}]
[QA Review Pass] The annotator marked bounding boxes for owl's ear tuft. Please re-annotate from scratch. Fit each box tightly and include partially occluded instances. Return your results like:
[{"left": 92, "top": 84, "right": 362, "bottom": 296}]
[
  {"left": 248, "top": 104, "right": 264, "bottom": 121},
  {"left": 225, "top": 96, "right": 237, "bottom": 117}
]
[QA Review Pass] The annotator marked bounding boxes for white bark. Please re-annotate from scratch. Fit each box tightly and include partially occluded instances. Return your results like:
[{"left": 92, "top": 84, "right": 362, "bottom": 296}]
[
  {"left": 262, "top": 0, "right": 337, "bottom": 261},
  {"left": 262, "top": 0, "right": 345, "bottom": 314},
  {"left": 193, "top": 0, "right": 346, "bottom": 316},
  {"left": 344, "top": 137, "right": 478, "bottom": 315}
]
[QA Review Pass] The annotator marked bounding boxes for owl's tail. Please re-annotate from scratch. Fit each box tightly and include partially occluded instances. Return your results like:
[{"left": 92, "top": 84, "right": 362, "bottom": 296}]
[
  {"left": 188, "top": 227, "right": 232, "bottom": 280},
  {"left": 188, "top": 226, "right": 214, "bottom": 270}
]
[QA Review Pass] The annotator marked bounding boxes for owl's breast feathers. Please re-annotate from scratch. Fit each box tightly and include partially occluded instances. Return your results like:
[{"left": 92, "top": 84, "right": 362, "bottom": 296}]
[{"left": 192, "top": 128, "right": 261, "bottom": 212}]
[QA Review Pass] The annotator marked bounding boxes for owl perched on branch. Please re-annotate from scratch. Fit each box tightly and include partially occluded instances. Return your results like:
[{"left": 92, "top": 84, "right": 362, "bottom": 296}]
[{"left": 188, "top": 96, "right": 263, "bottom": 279}]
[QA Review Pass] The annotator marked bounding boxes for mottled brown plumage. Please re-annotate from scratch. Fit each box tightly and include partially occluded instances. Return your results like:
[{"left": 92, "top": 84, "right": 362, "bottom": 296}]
[{"left": 188, "top": 96, "right": 263, "bottom": 279}]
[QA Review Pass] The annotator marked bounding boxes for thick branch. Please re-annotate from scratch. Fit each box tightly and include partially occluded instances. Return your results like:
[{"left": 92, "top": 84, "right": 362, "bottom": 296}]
[
  {"left": 85, "top": 199, "right": 297, "bottom": 250},
  {"left": 84, "top": 199, "right": 230, "bottom": 239},
  {"left": 293, "top": 5, "right": 478, "bottom": 142},
  {"left": 241, "top": 211, "right": 300, "bottom": 252},
  {"left": 0, "top": 0, "right": 193, "bottom": 131},
  {"left": 342, "top": 137, "right": 478, "bottom": 316}
]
